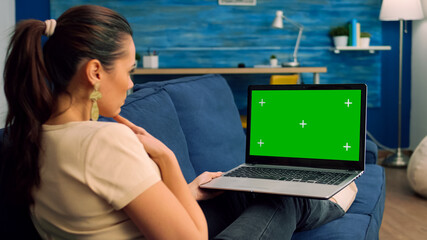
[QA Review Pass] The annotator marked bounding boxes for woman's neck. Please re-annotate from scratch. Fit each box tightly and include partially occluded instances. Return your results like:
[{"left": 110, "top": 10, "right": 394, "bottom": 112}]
[{"left": 45, "top": 93, "right": 92, "bottom": 125}]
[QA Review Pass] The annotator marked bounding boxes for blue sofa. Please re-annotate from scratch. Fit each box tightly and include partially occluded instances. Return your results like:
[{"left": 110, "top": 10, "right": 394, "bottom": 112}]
[
  {"left": 103, "top": 74, "right": 386, "bottom": 239},
  {"left": 0, "top": 74, "right": 385, "bottom": 239}
]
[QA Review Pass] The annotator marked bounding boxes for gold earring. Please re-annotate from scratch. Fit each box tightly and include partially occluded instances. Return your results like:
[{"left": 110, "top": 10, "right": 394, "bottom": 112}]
[{"left": 90, "top": 83, "right": 102, "bottom": 121}]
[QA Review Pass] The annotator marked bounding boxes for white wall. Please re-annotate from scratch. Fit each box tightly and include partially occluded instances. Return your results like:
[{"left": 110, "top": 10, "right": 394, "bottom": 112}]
[
  {"left": 410, "top": 0, "right": 427, "bottom": 149},
  {"left": 0, "top": 0, "right": 15, "bottom": 128}
]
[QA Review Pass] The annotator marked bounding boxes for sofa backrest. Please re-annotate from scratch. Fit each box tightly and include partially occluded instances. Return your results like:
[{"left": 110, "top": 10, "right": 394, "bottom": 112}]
[{"left": 101, "top": 74, "right": 246, "bottom": 182}]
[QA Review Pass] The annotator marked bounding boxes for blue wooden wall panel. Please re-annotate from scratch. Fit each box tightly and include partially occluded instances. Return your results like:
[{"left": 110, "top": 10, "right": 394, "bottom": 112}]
[{"left": 51, "top": 0, "right": 383, "bottom": 109}]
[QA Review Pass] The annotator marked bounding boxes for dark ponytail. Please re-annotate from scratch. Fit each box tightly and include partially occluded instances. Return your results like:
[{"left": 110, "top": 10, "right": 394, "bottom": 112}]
[
  {"left": 3, "top": 20, "right": 53, "bottom": 206},
  {"left": 2, "top": 5, "right": 132, "bottom": 207}
]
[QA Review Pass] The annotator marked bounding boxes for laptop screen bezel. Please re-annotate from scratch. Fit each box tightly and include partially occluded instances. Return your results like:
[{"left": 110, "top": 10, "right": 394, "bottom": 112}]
[{"left": 246, "top": 84, "right": 367, "bottom": 171}]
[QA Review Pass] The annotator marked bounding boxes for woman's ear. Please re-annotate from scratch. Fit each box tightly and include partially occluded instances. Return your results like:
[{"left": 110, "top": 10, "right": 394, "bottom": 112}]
[{"left": 85, "top": 59, "right": 103, "bottom": 86}]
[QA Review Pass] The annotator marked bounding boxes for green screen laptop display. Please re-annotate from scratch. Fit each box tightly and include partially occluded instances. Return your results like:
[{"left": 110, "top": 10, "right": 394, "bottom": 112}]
[{"left": 249, "top": 86, "right": 364, "bottom": 162}]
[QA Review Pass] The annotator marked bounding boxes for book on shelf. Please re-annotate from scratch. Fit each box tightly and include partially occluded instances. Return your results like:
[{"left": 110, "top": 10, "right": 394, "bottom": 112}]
[
  {"left": 350, "top": 18, "right": 357, "bottom": 47},
  {"left": 356, "top": 22, "right": 361, "bottom": 47}
]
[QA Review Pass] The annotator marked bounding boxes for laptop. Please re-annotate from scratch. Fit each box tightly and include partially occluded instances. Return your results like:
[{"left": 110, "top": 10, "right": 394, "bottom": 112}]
[{"left": 201, "top": 84, "right": 367, "bottom": 199}]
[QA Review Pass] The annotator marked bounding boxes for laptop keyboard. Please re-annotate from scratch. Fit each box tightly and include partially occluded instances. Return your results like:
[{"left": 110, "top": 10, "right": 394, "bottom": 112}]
[{"left": 224, "top": 167, "right": 352, "bottom": 185}]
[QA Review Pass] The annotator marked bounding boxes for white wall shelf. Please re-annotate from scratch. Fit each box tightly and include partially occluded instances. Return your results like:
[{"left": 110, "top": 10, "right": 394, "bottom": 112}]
[{"left": 331, "top": 46, "right": 391, "bottom": 54}]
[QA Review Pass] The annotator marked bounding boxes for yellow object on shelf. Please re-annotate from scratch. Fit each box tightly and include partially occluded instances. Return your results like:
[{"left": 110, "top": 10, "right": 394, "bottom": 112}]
[{"left": 270, "top": 74, "right": 299, "bottom": 85}]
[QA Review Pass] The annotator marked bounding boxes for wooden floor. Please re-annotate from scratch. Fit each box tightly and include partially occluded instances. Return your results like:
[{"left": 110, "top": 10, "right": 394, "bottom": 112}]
[{"left": 378, "top": 151, "right": 427, "bottom": 240}]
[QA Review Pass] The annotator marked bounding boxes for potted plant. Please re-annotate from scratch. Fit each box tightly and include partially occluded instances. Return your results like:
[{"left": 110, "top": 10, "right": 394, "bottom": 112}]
[
  {"left": 360, "top": 32, "right": 371, "bottom": 47},
  {"left": 329, "top": 26, "right": 349, "bottom": 47},
  {"left": 270, "top": 55, "right": 278, "bottom": 67},
  {"left": 135, "top": 52, "right": 141, "bottom": 67}
]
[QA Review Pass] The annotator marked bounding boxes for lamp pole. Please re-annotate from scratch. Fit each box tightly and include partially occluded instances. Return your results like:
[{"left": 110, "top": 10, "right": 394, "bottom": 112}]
[
  {"left": 382, "top": 19, "right": 410, "bottom": 167},
  {"left": 281, "top": 15, "right": 303, "bottom": 67}
]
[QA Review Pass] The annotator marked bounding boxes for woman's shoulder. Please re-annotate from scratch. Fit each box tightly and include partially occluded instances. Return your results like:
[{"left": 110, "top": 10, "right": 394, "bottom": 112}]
[
  {"left": 78, "top": 121, "right": 136, "bottom": 142},
  {"left": 43, "top": 121, "right": 136, "bottom": 142},
  {"left": 82, "top": 121, "right": 132, "bottom": 132},
  {"left": 43, "top": 120, "right": 130, "bottom": 131}
]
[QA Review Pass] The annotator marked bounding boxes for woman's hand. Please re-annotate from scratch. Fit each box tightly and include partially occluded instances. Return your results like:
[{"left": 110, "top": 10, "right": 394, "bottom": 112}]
[
  {"left": 113, "top": 115, "right": 175, "bottom": 165},
  {"left": 189, "top": 172, "right": 224, "bottom": 201},
  {"left": 113, "top": 115, "right": 145, "bottom": 134}
]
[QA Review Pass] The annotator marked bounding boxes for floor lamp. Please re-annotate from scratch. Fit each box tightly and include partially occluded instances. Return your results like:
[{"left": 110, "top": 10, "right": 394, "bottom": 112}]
[{"left": 379, "top": 0, "right": 424, "bottom": 167}]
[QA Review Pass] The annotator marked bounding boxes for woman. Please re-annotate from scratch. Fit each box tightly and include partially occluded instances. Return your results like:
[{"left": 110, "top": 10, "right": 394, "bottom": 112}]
[
  {"left": 3, "top": 5, "right": 206, "bottom": 239},
  {"left": 2, "top": 4, "right": 356, "bottom": 239}
]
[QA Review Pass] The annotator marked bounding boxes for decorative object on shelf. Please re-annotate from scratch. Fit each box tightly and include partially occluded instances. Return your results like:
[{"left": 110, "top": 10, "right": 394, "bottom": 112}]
[
  {"left": 272, "top": 10, "right": 304, "bottom": 67},
  {"left": 270, "top": 55, "right": 278, "bottom": 67},
  {"left": 143, "top": 55, "right": 158, "bottom": 69},
  {"left": 329, "top": 25, "right": 349, "bottom": 47},
  {"left": 143, "top": 49, "right": 159, "bottom": 69},
  {"left": 360, "top": 32, "right": 371, "bottom": 47},
  {"left": 379, "top": 0, "right": 424, "bottom": 167}
]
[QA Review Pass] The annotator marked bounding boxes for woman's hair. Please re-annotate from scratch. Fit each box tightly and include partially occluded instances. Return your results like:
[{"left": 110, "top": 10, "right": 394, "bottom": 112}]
[{"left": 2, "top": 5, "right": 133, "bottom": 206}]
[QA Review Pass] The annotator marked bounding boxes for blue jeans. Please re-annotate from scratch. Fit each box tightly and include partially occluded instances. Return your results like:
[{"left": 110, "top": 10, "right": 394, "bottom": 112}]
[{"left": 199, "top": 192, "right": 345, "bottom": 240}]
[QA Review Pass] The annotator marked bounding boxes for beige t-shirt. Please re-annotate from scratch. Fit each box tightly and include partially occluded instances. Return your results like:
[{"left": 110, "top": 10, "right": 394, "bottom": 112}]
[{"left": 31, "top": 121, "right": 161, "bottom": 239}]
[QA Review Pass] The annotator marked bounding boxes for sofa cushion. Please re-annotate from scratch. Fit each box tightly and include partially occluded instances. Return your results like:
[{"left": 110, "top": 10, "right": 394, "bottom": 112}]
[
  {"left": 100, "top": 87, "right": 197, "bottom": 183},
  {"left": 348, "top": 164, "right": 385, "bottom": 239},
  {"left": 292, "top": 213, "right": 371, "bottom": 240},
  {"left": 135, "top": 74, "right": 246, "bottom": 175},
  {"left": 348, "top": 164, "right": 385, "bottom": 215},
  {"left": 365, "top": 139, "right": 378, "bottom": 164}
]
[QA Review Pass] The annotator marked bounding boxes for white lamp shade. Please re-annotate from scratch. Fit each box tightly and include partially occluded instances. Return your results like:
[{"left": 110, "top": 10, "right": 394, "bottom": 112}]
[
  {"left": 272, "top": 10, "right": 284, "bottom": 28},
  {"left": 379, "top": 0, "right": 424, "bottom": 21}
]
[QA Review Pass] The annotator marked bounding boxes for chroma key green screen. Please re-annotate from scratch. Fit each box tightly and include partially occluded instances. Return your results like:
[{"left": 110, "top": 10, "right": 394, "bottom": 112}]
[{"left": 249, "top": 89, "right": 362, "bottom": 161}]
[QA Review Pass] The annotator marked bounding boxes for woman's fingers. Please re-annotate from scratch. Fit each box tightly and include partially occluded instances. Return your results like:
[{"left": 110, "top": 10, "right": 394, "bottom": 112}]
[
  {"left": 196, "top": 172, "right": 223, "bottom": 185},
  {"left": 113, "top": 115, "right": 135, "bottom": 127},
  {"left": 114, "top": 115, "right": 173, "bottom": 160},
  {"left": 114, "top": 115, "right": 147, "bottom": 135},
  {"left": 189, "top": 172, "right": 224, "bottom": 201}
]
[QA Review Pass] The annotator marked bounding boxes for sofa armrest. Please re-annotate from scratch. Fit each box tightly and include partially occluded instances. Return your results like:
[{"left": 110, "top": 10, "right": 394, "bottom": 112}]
[{"left": 366, "top": 139, "right": 378, "bottom": 165}]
